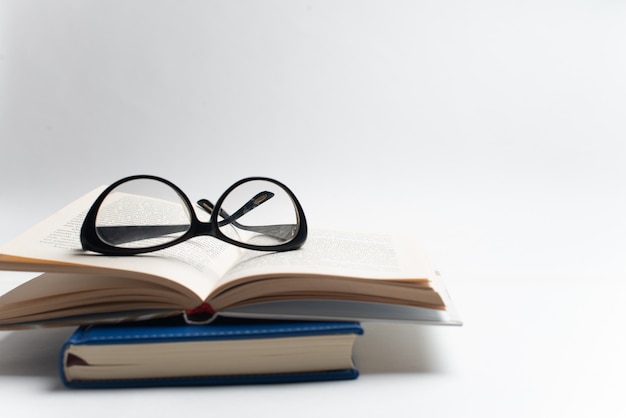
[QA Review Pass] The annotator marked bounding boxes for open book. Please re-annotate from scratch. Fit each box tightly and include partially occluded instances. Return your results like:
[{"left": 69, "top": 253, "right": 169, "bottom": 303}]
[{"left": 0, "top": 187, "right": 460, "bottom": 329}]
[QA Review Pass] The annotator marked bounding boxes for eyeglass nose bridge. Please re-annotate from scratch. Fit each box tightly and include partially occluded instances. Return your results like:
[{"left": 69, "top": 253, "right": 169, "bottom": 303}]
[{"left": 187, "top": 211, "right": 219, "bottom": 238}]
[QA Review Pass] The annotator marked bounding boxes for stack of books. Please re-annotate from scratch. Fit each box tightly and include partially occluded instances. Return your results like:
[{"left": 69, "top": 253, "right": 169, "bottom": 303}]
[{"left": 0, "top": 184, "right": 460, "bottom": 388}]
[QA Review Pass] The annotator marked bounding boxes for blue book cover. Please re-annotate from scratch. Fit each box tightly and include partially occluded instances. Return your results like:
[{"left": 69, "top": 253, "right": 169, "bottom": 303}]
[{"left": 59, "top": 317, "right": 363, "bottom": 388}]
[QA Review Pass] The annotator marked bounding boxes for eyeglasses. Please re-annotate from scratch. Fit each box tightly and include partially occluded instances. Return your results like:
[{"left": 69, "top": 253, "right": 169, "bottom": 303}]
[{"left": 80, "top": 175, "right": 308, "bottom": 255}]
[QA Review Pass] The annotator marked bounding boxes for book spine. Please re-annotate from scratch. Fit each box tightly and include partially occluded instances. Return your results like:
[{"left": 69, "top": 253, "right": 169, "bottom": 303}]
[{"left": 183, "top": 303, "right": 216, "bottom": 324}]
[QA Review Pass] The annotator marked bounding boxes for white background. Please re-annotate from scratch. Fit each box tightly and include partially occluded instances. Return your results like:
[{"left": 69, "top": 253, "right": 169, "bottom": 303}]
[{"left": 1, "top": 1, "right": 626, "bottom": 417}]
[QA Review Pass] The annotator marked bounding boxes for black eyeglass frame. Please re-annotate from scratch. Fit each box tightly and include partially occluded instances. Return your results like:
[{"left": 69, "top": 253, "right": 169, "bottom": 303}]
[{"left": 80, "top": 175, "right": 308, "bottom": 255}]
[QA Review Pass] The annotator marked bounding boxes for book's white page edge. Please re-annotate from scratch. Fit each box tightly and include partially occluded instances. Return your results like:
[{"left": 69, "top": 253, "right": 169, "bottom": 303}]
[{"left": 219, "top": 299, "right": 462, "bottom": 325}]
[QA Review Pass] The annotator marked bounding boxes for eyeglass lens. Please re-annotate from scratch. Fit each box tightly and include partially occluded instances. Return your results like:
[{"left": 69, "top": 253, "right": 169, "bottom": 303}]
[
  {"left": 95, "top": 178, "right": 192, "bottom": 249},
  {"left": 217, "top": 179, "right": 300, "bottom": 246}
]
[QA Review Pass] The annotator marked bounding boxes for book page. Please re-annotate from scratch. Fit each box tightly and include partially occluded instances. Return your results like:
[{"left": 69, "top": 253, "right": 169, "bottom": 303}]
[
  {"left": 0, "top": 272, "right": 194, "bottom": 326},
  {"left": 217, "top": 229, "right": 436, "bottom": 287},
  {"left": 0, "top": 187, "right": 243, "bottom": 301}
]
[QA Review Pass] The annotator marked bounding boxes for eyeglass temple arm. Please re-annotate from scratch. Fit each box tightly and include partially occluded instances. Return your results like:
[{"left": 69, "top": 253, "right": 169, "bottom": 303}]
[
  {"left": 197, "top": 191, "right": 272, "bottom": 227},
  {"left": 198, "top": 191, "right": 297, "bottom": 240},
  {"left": 95, "top": 224, "right": 190, "bottom": 246}
]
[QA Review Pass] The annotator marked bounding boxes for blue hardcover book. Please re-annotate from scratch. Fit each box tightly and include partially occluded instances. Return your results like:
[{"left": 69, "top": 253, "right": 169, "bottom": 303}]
[{"left": 59, "top": 317, "right": 363, "bottom": 388}]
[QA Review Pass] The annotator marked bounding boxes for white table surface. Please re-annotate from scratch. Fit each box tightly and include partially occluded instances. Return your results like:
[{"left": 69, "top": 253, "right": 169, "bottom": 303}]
[{"left": 2, "top": 1, "right": 626, "bottom": 416}]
